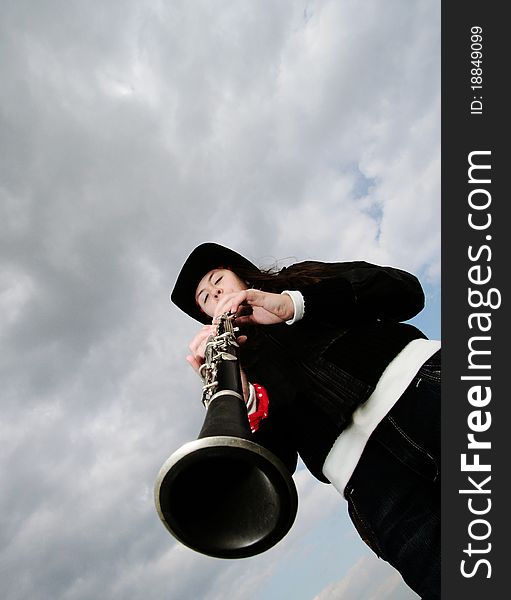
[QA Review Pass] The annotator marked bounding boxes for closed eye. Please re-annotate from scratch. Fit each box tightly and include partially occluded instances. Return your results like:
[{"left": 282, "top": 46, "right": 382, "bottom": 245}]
[{"left": 215, "top": 276, "right": 223, "bottom": 284}]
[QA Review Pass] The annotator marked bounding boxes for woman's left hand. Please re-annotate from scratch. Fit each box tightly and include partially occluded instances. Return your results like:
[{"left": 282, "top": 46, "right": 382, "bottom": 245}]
[{"left": 213, "top": 289, "right": 294, "bottom": 325}]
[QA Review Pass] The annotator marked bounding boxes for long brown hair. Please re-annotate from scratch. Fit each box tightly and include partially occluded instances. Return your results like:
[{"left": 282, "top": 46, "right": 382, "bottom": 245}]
[
  {"left": 232, "top": 261, "right": 329, "bottom": 293},
  {"left": 230, "top": 260, "right": 332, "bottom": 369}
]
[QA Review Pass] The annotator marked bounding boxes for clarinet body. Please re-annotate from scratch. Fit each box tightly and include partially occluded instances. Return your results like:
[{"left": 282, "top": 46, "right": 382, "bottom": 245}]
[
  {"left": 197, "top": 313, "right": 251, "bottom": 440},
  {"left": 154, "top": 313, "right": 298, "bottom": 559}
]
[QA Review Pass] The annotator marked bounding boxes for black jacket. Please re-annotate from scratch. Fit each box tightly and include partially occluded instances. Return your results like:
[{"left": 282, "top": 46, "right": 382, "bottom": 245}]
[{"left": 245, "top": 260, "right": 426, "bottom": 482}]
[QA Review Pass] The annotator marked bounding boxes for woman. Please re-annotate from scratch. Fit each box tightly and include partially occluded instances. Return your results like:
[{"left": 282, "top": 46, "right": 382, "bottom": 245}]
[{"left": 171, "top": 242, "right": 440, "bottom": 600}]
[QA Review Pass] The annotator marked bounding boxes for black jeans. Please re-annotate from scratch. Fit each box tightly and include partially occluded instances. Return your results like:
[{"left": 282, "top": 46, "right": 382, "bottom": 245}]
[{"left": 345, "top": 350, "right": 441, "bottom": 599}]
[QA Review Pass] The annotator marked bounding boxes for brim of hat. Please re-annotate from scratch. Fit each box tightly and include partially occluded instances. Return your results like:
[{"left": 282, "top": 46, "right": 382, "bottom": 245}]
[{"left": 170, "top": 242, "right": 260, "bottom": 324}]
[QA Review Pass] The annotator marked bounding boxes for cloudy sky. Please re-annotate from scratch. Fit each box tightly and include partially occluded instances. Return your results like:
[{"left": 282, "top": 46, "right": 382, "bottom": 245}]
[{"left": 1, "top": 1, "right": 439, "bottom": 599}]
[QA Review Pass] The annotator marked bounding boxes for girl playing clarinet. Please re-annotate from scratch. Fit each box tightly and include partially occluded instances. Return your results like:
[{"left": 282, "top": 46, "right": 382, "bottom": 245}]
[{"left": 171, "top": 242, "right": 440, "bottom": 600}]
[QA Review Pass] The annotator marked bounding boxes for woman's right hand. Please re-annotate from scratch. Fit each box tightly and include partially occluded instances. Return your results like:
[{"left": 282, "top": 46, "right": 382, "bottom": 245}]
[{"left": 186, "top": 325, "right": 216, "bottom": 374}]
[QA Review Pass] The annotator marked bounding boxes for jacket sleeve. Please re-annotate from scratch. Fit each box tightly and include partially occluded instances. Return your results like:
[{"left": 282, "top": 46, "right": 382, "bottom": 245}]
[
  {"left": 250, "top": 415, "right": 298, "bottom": 476},
  {"left": 244, "top": 359, "right": 299, "bottom": 476},
  {"left": 284, "top": 260, "right": 425, "bottom": 325}
]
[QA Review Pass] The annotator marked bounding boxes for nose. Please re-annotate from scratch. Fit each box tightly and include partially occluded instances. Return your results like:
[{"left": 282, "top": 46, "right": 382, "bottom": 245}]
[{"left": 213, "top": 287, "right": 223, "bottom": 299}]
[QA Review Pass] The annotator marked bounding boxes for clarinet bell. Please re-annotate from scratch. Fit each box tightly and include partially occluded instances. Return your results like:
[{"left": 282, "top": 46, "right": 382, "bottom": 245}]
[{"left": 154, "top": 395, "right": 298, "bottom": 558}]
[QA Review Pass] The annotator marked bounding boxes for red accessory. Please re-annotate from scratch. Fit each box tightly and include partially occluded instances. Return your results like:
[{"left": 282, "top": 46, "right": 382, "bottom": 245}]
[{"left": 248, "top": 383, "right": 269, "bottom": 433}]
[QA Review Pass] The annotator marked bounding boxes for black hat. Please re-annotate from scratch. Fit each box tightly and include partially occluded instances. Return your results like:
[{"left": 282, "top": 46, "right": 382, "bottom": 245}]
[{"left": 170, "top": 242, "right": 260, "bottom": 324}]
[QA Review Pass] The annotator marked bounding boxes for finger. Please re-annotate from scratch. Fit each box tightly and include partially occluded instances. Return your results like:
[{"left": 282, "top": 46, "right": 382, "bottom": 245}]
[
  {"left": 235, "top": 304, "right": 253, "bottom": 318},
  {"left": 189, "top": 340, "right": 207, "bottom": 358},
  {"left": 189, "top": 327, "right": 214, "bottom": 350},
  {"left": 189, "top": 335, "right": 206, "bottom": 353},
  {"left": 243, "top": 288, "right": 263, "bottom": 306},
  {"left": 214, "top": 291, "right": 248, "bottom": 319},
  {"left": 186, "top": 354, "right": 202, "bottom": 372},
  {"left": 234, "top": 314, "right": 256, "bottom": 326}
]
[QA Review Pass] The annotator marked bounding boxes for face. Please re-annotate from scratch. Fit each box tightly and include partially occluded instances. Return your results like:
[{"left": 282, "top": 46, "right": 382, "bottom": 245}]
[{"left": 195, "top": 268, "right": 247, "bottom": 318}]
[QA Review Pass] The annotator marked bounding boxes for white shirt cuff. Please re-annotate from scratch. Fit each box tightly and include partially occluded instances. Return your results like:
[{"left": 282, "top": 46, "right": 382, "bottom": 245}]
[{"left": 281, "top": 290, "right": 305, "bottom": 325}]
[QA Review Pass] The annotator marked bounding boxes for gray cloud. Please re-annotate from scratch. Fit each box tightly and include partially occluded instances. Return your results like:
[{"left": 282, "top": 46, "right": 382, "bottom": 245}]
[{"left": 313, "top": 553, "right": 419, "bottom": 599}]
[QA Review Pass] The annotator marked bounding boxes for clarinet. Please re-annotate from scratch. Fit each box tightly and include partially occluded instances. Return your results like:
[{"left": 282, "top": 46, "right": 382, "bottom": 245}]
[
  {"left": 197, "top": 312, "right": 252, "bottom": 440},
  {"left": 154, "top": 312, "right": 298, "bottom": 559}
]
